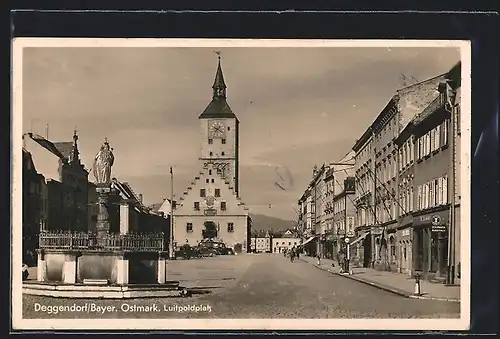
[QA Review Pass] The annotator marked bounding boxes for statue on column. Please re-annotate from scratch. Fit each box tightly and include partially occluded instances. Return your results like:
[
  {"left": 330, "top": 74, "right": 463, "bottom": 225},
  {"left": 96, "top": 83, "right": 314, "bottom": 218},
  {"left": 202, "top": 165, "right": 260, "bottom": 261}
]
[{"left": 93, "top": 138, "right": 114, "bottom": 185}]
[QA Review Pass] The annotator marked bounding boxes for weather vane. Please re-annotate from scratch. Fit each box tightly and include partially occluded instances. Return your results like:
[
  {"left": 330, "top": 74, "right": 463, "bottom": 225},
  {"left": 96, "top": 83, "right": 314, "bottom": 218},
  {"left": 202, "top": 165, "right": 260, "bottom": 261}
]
[{"left": 214, "top": 50, "right": 221, "bottom": 60}]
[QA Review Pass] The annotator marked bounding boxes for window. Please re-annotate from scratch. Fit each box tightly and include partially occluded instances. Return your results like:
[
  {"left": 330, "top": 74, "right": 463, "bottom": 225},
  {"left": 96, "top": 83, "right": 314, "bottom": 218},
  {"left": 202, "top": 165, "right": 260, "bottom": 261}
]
[
  {"left": 227, "top": 223, "right": 234, "bottom": 232},
  {"left": 430, "top": 129, "right": 436, "bottom": 152},
  {"left": 215, "top": 189, "right": 220, "bottom": 197},
  {"left": 186, "top": 223, "right": 193, "bottom": 232},
  {"left": 208, "top": 139, "right": 213, "bottom": 144},
  {"left": 221, "top": 152, "right": 225, "bottom": 156},
  {"left": 220, "top": 202, "right": 227, "bottom": 211},
  {"left": 410, "top": 140, "right": 414, "bottom": 162},
  {"left": 418, "top": 138, "right": 423, "bottom": 159},
  {"left": 436, "top": 125, "right": 441, "bottom": 149},
  {"left": 222, "top": 139, "right": 226, "bottom": 144},
  {"left": 437, "top": 177, "right": 443, "bottom": 205},
  {"left": 200, "top": 189, "right": 206, "bottom": 197},
  {"left": 209, "top": 152, "right": 213, "bottom": 156},
  {"left": 228, "top": 126, "right": 231, "bottom": 131},
  {"left": 409, "top": 187, "right": 414, "bottom": 212},
  {"left": 443, "top": 120, "right": 449, "bottom": 146},
  {"left": 417, "top": 185, "right": 422, "bottom": 210},
  {"left": 206, "top": 179, "right": 209, "bottom": 183},
  {"left": 455, "top": 106, "right": 461, "bottom": 135},
  {"left": 429, "top": 180, "right": 434, "bottom": 207},
  {"left": 443, "top": 175, "right": 448, "bottom": 204},
  {"left": 194, "top": 202, "right": 200, "bottom": 211},
  {"left": 209, "top": 169, "right": 212, "bottom": 175}
]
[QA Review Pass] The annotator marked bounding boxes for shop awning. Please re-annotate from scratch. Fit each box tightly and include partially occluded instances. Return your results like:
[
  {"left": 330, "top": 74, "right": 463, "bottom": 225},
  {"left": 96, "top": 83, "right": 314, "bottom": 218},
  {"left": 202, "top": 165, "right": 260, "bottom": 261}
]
[
  {"left": 349, "top": 232, "right": 370, "bottom": 246},
  {"left": 301, "top": 236, "right": 316, "bottom": 246}
]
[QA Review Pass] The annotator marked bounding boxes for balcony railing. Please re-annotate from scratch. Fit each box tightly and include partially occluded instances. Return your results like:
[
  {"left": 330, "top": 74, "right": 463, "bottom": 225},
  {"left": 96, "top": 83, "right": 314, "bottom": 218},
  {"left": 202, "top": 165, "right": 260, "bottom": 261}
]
[
  {"left": 414, "top": 94, "right": 445, "bottom": 124},
  {"left": 39, "top": 231, "right": 166, "bottom": 252}
]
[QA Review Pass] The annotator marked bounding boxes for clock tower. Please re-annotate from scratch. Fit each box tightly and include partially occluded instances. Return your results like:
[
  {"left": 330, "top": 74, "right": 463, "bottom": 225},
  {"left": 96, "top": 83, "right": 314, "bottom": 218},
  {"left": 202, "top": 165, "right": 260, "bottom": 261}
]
[{"left": 199, "top": 55, "right": 240, "bottom": 197}]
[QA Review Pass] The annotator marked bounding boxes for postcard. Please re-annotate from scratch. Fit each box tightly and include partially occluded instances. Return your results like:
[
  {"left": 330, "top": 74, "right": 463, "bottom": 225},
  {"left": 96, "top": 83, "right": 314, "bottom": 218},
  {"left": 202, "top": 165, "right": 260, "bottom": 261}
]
[{"left": 12, "top": 38, "right": 471, "bottom": 331}]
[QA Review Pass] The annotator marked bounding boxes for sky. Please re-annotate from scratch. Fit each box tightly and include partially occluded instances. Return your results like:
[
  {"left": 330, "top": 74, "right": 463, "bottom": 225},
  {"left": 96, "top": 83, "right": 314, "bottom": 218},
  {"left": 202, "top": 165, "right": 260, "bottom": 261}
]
[{"left": 21, "top": 45, "right": 460, "bottom": 220}]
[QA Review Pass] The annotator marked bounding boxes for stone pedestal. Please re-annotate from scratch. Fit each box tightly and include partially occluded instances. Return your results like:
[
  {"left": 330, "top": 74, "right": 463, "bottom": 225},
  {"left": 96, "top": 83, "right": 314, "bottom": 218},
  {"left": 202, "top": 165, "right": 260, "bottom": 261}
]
[
  {"left": 157, "top": 252, "right": 169, "bottom": 284},
  {"left": 116, "top": 258, "right": 130, "bottom": 285},
  {"left": 62, "top": 255, "right": 78, "bottom": 284},
  {"left": 96, "top": 184, "right": 112, "bottom": 238},
  {"left": 36, "top": 251, "right": 47, "bottom": 282}
]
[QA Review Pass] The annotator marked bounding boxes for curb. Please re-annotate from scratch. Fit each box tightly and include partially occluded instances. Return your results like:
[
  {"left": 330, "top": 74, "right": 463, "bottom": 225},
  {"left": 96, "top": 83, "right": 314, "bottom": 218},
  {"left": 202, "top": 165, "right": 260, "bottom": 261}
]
[{"left": 299, "top": 258, "right": 460, "bottom": 303}]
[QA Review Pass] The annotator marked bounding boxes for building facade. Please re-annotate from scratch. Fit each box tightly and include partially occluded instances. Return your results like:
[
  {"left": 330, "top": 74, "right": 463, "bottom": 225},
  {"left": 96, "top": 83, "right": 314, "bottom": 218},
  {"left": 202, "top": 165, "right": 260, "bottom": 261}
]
[
  {"left": 23, "top": 130, "right": 89, "bottom": 231},
  {"left": 351, "top": 72, "right": 449, "bottom": 270},
  {"left": 173, "top": 57, "right": 250, "bottom": 253},
  {"left": 311, "top": 164, "right": 328, "bottom": 257},
  {"left": 323, "top": 168, "right": 335, "bottom": 259},
  {"left": 332, "top": 177, "right": 356, "bottom": 261},
  {"left": 22, "top": 149, "right": 45, "bottom": 265},
  {"left": 272, "top": 230, "right": 301, "bottom": 254},
  {"left": 394, "top": 120, "right": 416, "bottom": 276},
  {"left": 250, "top": 231, "right": 272, "bottom": 253}
]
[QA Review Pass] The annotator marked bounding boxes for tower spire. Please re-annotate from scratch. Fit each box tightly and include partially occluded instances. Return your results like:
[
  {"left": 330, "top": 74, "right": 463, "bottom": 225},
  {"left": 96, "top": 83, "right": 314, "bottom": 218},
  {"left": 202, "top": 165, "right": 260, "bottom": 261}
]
[
  {"left": 212, "top": 51, "right": 227, "bottom": 99},
  {"left": 69, "top": 128, "right": 81, "bottom": 165}
]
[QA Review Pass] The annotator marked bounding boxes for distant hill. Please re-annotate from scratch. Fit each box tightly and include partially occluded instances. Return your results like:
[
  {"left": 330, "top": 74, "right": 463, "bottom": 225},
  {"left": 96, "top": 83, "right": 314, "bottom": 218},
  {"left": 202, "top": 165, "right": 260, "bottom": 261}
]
[{"left": 249, "top": 213, "right": 295, "bottom": 234}]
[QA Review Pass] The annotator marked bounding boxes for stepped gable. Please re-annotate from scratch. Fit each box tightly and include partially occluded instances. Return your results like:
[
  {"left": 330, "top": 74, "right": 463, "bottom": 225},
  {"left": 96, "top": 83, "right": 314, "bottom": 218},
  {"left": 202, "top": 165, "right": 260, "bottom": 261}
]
[{"left": 176, "top": 163, "right": 247, "bottom": 210}]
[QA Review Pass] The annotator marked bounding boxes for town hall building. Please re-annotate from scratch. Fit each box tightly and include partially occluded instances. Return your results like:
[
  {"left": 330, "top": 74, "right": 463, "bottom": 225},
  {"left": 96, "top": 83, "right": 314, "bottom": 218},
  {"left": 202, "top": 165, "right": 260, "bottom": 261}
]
[{"left": 173, "top": 56, "right": 251, "bottom": 253}]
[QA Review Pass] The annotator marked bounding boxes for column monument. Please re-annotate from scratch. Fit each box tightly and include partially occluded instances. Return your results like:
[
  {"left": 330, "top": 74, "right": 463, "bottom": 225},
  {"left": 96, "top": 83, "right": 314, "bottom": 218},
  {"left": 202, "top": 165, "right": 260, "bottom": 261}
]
[{"left": 93, "top": 137, "right": 115, "bottom": 238}]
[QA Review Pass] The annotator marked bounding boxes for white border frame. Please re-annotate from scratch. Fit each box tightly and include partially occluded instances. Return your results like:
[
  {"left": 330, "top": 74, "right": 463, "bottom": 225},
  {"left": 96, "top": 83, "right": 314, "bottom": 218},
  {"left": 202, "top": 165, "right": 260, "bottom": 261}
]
[{"left": 11, "top": 38, "right": 471, "bottom": 331}]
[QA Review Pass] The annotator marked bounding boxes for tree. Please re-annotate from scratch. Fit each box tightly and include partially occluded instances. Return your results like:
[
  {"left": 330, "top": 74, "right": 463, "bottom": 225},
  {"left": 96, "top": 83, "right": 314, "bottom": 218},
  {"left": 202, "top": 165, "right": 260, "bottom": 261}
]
[{"left": 202, "top": 221, "right": 218, "bottom": 240}]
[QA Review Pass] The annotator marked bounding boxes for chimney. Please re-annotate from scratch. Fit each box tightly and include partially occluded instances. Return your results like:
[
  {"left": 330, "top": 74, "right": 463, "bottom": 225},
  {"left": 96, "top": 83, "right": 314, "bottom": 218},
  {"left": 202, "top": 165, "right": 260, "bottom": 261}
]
[
  {"left": 139, "top": 194, "right": 143, "bottom": 203},
  {"left": 45, "top": 124, "right": 49, "bottom": 140}
]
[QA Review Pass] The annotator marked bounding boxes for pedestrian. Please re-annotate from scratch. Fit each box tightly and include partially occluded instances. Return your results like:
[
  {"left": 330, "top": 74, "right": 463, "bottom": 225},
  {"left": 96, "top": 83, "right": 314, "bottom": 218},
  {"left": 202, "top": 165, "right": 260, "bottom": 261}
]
[
  {"left": 316, "top": 253, "right": 321, "bottom": 266},
  {"left": 339, "top": 251, "right": 345, "bottom": 273},
  {"left": 290, "top": 247, "right": 295, "bottom": 262}
]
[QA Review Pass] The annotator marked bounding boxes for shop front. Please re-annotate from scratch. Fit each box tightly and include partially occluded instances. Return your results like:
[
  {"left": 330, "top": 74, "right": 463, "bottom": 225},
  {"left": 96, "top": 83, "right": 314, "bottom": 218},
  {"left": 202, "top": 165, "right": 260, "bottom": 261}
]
[
  {"left": 412, "top": 208, "right": 449, "bottom": 281},
  {"left": 349, "top": 230, "right": 370, "bottom": 268},
  {"left": 396, "top": 215, "right": 413, "bottom": 276}
]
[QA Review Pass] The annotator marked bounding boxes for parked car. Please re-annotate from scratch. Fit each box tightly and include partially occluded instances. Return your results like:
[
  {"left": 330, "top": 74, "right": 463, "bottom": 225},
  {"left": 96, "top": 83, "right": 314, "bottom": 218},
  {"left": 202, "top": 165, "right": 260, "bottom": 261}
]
[{"left": 197, "top": 241, "right": 217, "bottom": 257}]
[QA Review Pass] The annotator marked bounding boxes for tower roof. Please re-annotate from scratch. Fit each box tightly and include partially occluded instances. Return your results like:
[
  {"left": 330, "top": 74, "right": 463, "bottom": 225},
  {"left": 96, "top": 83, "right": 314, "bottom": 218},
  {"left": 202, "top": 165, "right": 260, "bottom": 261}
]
[{"left": 199, "top": 55, "right": 238, "bottom": 121}]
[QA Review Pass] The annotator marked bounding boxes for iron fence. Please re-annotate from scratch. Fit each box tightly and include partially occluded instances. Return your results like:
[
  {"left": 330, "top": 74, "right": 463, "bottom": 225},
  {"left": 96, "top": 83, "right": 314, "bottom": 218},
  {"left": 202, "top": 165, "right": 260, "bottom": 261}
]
[{"left": 39, "top": 231, "right": 166, "bottom": 252}]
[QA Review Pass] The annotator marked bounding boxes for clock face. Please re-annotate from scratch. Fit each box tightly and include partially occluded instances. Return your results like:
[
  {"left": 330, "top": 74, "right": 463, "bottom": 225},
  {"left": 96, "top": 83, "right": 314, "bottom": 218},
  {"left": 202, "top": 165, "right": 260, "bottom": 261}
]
[{"left": 209, "top": 120, "right": 226, "bottom": 138}]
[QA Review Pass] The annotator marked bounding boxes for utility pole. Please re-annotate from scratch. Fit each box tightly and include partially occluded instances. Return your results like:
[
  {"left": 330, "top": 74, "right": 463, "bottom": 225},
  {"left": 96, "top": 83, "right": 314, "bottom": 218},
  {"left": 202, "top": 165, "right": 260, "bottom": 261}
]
[{"left": 169, "top": 166, "right": 175, "bottom": 259}]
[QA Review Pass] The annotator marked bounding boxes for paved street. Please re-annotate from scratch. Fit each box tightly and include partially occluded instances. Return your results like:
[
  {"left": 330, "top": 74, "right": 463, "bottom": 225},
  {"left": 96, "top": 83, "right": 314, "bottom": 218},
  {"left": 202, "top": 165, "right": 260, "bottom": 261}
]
[{"left": 23, "top": 254, "right": 460, "bottom": 319}]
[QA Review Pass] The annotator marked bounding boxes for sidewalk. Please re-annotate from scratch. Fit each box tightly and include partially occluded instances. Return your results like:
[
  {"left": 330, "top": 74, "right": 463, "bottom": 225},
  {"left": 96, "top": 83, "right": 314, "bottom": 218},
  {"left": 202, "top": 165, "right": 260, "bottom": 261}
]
[{"left": 298, "top": 255, "right": 460, "bottom": 303}]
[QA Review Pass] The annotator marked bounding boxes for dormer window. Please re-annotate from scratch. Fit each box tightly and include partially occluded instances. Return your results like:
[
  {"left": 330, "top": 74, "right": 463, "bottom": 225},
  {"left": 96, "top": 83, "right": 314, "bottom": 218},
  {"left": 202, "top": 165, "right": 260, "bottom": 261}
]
[
  {"left": 209, "top": 152, "right": 213, "bottom": 156},
  {"left": 209, "top": 170, "right": 212, "bottom": 175},
  {"left": 208, "top": 139, "right": 213, "bottom": 144}
]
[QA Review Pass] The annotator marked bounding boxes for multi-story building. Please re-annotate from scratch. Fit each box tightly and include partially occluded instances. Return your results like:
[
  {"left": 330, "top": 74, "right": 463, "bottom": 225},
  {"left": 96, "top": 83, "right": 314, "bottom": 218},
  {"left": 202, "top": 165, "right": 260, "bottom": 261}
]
[
  {"left": 173, "top": 56, "right": 250, "bottom": 253},
  {"left": 250, "top": 230, "right": 272, "bottom": 253},
  {"left": 272, "top": 230, "right": 301, "bottom": 254},
  {"left": 23, "top": 130, "right": 89, "bottom": 231},
  {"left": 351, "top": 72, "right": 449, "bottom": 270},
  {"left": 323, "top": 167, "right": 335, "bottom": 258},
  {"left": 352, "top": 129, "right": 377, "bottom": 268},
  {"left": 332, "top": 177, "right": 356, "bottom": 261},
  {"left": 311, "top": 164, "right": 328, "bottom": 257},
  {"left": 409, "top": 64, "right": 461, "bottom": 282},
  {"left": 394, "top": 119, "right": 416, "bottom": 276},
  {"left": 22, "top": 148, "right": 45, "bottom": 265}
]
